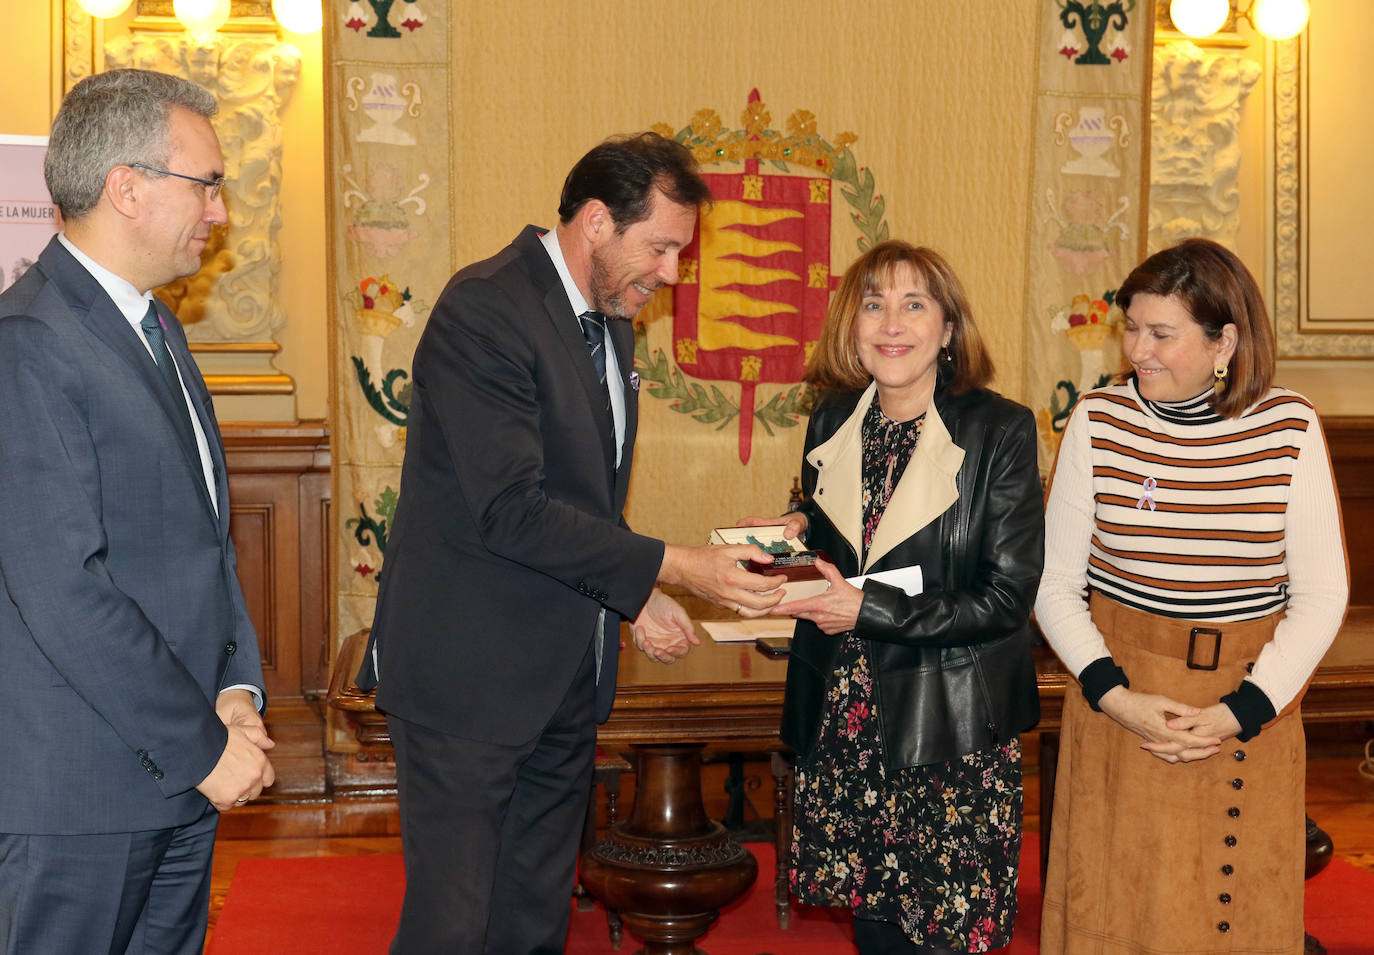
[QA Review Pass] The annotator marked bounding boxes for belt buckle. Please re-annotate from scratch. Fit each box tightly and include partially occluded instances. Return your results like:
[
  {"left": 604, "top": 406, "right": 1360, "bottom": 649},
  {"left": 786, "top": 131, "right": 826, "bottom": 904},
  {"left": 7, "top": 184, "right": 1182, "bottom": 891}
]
[{"left": 1187, "top": 627, "right": 1222, "bottom": 671}]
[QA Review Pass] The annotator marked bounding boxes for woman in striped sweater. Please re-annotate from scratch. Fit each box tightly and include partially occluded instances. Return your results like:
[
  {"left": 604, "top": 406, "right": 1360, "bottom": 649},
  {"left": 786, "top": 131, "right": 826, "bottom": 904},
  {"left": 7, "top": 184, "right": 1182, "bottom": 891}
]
[{"left": 1036, "top": 238, "right": 1348, "bottom": 954}]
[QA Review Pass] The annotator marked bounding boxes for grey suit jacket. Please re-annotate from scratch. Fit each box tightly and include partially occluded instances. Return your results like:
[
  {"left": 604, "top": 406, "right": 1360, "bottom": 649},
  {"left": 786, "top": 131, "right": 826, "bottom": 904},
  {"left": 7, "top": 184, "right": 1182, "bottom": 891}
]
[
  {"left": 359, "top": 226, "right": 663, "bottom": 745},
  {"left": 0, "top": 236, "right": 264, "bottom": 834}
]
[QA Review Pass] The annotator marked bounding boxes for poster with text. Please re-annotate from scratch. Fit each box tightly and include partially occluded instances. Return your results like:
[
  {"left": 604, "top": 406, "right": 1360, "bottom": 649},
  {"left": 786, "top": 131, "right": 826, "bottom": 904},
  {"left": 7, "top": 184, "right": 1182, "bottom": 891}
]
[{"left": 0, "top": 135, "right": 57, "bottom": 293}]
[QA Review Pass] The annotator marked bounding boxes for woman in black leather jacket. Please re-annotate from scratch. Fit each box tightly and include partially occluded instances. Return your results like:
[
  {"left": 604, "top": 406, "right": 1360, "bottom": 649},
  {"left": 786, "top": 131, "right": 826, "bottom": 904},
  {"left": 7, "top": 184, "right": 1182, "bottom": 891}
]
[{"left": 743, "top": 241, "right": 1043, "bottom": 953}]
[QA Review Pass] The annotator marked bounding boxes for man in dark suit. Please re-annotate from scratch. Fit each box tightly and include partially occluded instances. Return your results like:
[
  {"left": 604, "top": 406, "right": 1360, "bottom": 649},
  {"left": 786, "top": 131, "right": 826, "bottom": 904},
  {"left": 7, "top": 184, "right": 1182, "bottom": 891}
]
[
  {"left": 358, "top": 132, "right": 783, "bottom": 953},
  {"left": 0, "top": 69, "right": 274, "bottom": 954}
]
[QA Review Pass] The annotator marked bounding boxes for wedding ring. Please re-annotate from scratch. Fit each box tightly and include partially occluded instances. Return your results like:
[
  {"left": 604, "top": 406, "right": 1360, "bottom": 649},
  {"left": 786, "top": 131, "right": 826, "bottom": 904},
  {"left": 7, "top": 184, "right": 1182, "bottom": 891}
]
[{"left": 235, "top": 796, "right": 249, "bottom": 804}]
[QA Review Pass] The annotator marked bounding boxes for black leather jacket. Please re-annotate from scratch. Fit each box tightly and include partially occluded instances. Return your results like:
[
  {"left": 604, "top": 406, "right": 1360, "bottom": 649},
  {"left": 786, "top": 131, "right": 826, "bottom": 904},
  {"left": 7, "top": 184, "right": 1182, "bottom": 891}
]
[{"left": 780, "top": 382, "right": 1044, "bottom": 769}]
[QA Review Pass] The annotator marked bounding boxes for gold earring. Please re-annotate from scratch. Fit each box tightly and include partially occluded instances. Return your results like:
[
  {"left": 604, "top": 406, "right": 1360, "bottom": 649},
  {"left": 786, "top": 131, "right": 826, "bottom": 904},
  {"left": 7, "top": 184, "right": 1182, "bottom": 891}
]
[{"left": 1213, "top": 363, "right": 1228, "bottom": 396}]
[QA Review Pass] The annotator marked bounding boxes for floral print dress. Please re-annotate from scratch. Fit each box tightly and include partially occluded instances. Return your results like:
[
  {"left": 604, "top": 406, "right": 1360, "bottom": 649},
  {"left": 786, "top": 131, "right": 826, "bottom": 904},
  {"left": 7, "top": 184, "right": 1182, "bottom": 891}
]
[{"left": 790, "top": 401, "right": 1023, "bottom": 952}]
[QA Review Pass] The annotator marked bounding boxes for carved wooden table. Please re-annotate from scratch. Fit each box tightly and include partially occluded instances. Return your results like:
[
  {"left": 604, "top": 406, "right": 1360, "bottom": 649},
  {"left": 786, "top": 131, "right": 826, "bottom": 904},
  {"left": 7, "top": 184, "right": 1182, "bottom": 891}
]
[{"left": 581, "top": 609, "right": 790, "bottom": 954}]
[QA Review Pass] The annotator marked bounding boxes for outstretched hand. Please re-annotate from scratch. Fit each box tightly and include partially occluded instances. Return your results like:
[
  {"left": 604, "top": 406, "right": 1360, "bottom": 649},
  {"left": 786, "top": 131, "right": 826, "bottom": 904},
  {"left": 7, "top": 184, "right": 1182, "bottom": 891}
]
[
  {"left": 659, "top": 543, "right": 785, "bottom": 615},
  {"left": 769, "top": 557, "right": 862, "bottom": 635}
]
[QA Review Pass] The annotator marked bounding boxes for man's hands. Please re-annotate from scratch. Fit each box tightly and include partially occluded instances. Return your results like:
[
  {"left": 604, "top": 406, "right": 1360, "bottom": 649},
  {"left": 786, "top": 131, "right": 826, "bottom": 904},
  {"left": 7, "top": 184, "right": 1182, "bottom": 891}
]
[
  {"left": 197, "top": 688, "right": 276, "bottom": 812},
  {"left": 631, "top": 588, "right": 700, "bottom": 664},
  {"left": 659, "top": 544, "right": 785, "bottom": 615},
  {"left": 1097, "top": 686, "right": 1234, "bottom": 764}
]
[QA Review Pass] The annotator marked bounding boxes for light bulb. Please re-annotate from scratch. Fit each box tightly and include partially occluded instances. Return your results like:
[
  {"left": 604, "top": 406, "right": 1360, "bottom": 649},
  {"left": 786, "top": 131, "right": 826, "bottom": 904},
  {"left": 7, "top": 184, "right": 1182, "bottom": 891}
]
[
  {"left": 173, "top": 0, "right": 231, "bottom": 37},
  {"left": 1169, "top": 0, "right": 1231, "bottom": 37},
  {"left": 1251, "top": 0, "right": 1310, "bottom": 40},
  {"left": 76, "top": 0, "right": 134, "bottom": 16},
  {"left": 272, "top": 0, "right": 323, "bottom": 34}
]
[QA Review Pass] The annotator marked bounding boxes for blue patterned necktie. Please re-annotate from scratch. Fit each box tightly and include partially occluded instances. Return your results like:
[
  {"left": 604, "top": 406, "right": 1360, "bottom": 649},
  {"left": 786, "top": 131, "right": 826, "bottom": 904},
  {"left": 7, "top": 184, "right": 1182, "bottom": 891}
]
[
  {"left": 141, "top": 302, "right": 195, "bottom": 438},
  {"left": 578, "top": 310, "right": 611, "bottom": 416}
]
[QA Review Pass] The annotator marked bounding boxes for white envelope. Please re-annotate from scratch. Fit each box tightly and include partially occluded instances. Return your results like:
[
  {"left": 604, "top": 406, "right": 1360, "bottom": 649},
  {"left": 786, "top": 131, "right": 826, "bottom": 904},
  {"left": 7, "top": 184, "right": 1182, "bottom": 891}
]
[{"left": 775, "top": 564, "right": 923, "bottom": 604}]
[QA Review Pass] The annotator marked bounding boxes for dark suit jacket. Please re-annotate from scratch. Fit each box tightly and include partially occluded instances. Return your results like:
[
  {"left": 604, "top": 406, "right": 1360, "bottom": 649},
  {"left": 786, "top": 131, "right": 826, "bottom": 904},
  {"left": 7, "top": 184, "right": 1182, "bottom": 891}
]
[
  {"left": 0, "top": 236, "right": 265, "bottom": 834},
  {"left": 358, "top": 226, "right": 663, "bottom": 745}
]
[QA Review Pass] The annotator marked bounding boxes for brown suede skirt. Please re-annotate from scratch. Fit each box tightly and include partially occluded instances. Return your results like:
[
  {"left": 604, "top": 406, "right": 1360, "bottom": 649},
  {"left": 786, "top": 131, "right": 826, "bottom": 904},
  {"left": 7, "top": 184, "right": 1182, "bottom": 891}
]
[{"left": 1040, "top": 593, "right": 1304, "bottom": 955}]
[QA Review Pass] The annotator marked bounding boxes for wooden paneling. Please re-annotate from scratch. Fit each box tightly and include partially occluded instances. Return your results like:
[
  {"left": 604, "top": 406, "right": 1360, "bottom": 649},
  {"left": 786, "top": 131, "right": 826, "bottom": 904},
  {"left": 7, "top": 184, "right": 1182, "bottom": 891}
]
[
  {"left": 224, "top": 421, "right": 331, "bottom": 704},
  {"left": 1323, "top": 416, "right": 1374, "bottom": 605}
]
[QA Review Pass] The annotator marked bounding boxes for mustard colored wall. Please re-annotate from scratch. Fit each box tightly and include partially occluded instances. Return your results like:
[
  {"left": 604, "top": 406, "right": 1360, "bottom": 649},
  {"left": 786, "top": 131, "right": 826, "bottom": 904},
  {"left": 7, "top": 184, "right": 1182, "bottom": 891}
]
[
  {"left": 447, "top": 1, "right": 1039, "bottom": 407},
  {"left": 274, "top": 28, "right": 327, "bottom": 421},
  {"left": 0, "top": 5, "right": 55, "bottom": 135},
  {"left": 442, "top": 1, "right": 1042, "bottom": 540}
]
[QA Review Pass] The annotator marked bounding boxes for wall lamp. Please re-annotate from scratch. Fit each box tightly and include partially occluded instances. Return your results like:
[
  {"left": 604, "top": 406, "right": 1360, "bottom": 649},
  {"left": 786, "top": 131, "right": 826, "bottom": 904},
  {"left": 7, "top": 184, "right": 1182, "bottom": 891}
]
[
  {"left": 1168, "top": 0, "right": 1310, "bottom": 40},
  {"left": 75, "top": 0, "right": 322, "bottom": 36}
]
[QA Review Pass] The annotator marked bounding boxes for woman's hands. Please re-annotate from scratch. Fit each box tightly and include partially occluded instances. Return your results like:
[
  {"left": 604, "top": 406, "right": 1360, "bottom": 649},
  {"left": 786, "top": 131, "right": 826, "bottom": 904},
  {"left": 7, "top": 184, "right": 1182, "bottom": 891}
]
[
  {"left": 736, "top": 512, "right": 808, "bottom": 541},
  {"left": 1165, "top": 703, "right": 1242, "bottom": 747},
  {"left": 769, "top": 557, "right": 863, "bottom": 635},
  {"left": 1097, "top": 686, "right": 1236, "bottom": 763}
]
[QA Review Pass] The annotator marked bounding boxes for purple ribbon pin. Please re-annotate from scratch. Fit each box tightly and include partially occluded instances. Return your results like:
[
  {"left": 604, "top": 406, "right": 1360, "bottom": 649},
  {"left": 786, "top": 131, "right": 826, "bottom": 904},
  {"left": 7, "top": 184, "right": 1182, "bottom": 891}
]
[{"left": 1136, "top": 476, "right": 1157, "bottom": 511}]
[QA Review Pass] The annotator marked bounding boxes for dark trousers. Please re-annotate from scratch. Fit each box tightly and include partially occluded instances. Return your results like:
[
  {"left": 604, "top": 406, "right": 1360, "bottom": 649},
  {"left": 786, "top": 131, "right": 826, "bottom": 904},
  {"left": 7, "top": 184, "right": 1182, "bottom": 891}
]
[
  {"left": 387, "top": 643, "right": 597, "bottom": 955},
  {"left": 0, "top": 804, "right": 218, "bottom": 955}
]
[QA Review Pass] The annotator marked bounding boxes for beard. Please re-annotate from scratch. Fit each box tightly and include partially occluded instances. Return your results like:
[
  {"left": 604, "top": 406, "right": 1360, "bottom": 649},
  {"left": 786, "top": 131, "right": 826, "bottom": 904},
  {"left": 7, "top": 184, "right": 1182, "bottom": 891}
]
[
  {"left": 587, "top": 244, "right": 631, "bottom": 319},
  {"left": 587, "top": 244, "right": 661, "bottom": 320}
]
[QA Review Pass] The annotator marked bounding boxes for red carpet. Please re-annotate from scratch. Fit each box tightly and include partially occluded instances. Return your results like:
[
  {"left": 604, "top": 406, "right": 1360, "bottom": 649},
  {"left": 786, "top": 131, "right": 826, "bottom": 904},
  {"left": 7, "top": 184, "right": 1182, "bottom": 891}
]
[{"left": 209, "top": 835, "right": 1374, "bottom": 953}]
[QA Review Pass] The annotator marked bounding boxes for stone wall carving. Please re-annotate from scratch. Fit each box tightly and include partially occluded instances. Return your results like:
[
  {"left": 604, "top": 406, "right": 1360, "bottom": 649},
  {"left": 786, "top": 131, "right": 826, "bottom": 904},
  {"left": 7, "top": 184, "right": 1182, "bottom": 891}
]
[
  {"left": 103, "top": 33, "right": 300, "bottom": 343},
  {"left": 1271, "top": 38, "right": 1374, "bottom": 358},
  {"left": 1148, "top": 40, "right": 1258, "bottom": 253},
  {"left": 60, "top": 0, "right": 97, "bottom": 95}
]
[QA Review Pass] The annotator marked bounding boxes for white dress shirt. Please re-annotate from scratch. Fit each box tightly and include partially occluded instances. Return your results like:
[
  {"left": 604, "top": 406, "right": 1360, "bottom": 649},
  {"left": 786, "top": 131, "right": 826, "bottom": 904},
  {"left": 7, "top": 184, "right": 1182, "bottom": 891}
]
[{"left": 539, "top": 228, "right": 627, "bottom": 468}]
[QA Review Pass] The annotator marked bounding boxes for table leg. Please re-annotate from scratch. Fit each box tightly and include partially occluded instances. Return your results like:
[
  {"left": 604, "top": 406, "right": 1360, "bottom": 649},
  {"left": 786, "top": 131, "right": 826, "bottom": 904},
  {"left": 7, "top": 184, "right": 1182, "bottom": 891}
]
[
  {"left": 770, "top": 751, "right": 793, "bottom": 930},
  {"left": 580, "top": 743, "right": 758, "bottom": 955},
  {"left": 1039, "top": 730, "right": 1059, "bottom": 883}
]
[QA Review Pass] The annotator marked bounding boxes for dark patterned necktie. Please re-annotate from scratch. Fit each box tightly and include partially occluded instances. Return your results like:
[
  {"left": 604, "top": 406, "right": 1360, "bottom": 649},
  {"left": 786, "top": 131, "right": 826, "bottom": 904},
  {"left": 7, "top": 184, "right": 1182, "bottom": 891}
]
[
  {"left": 141, "top": 302, "right": 195, "bottom": 438},
  {"left": 578, "top": 310, "right": 611, "bottom": 416}
]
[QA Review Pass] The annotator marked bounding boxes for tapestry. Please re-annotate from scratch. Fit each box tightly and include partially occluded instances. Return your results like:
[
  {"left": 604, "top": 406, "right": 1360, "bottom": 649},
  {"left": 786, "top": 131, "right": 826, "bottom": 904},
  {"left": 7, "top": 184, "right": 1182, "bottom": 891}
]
[
  {"left": 622, "top": 92, "right": 886, "bottom": 545},
  {"left": 1023, "top": 1, "right": 1154, "bottom": 473},
  {"left": 329, "top": 0, "right": 450, "bottom": 653}
]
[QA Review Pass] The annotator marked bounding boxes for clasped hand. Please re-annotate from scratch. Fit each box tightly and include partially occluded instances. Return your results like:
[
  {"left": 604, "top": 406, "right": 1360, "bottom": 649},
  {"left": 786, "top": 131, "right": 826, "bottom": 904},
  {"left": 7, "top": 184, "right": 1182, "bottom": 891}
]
[
  {"left": 1098, "top": 686, "right": 1240, "bottom": 763},
  {"left": 196, "top": 688, "right": 276, "bottom": 812}
]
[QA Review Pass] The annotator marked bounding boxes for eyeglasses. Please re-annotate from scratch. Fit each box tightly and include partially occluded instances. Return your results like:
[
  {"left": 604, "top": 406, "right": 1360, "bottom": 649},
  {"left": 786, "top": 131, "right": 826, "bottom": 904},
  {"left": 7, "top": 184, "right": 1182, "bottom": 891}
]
[{"left": 129, "top": 162, "right": 226, "bottom": 202}]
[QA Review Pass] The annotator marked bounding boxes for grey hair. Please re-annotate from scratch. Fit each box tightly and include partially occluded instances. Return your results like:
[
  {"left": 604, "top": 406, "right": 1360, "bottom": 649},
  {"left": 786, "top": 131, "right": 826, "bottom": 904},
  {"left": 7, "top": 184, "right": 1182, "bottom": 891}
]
[{"left": 44, "top": 68, "right": 217, "bottom": 220}]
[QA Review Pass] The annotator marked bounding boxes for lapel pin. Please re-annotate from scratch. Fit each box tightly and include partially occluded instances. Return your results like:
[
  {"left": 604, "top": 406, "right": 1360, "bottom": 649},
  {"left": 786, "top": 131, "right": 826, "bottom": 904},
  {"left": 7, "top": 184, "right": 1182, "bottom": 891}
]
[{"left": 1136, "top": 476, "right": 1157, "bottom": 511}]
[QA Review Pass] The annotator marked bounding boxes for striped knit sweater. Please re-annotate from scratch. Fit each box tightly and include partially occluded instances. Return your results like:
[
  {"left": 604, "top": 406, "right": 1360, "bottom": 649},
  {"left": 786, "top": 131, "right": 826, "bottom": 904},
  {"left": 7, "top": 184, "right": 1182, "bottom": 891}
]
[{"left": 1036, "top": 379, "right": 1348, "bottom": 726}]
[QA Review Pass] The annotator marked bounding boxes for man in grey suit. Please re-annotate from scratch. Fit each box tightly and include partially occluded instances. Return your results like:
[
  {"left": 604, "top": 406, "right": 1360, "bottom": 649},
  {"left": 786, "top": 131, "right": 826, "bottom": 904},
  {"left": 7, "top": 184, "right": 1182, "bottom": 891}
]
[
  {"left": 358, "top": 133, "right": 785, "bottom": 954},
  {"left": 0, "top": 69, "right": 274, "bottom": 954}
]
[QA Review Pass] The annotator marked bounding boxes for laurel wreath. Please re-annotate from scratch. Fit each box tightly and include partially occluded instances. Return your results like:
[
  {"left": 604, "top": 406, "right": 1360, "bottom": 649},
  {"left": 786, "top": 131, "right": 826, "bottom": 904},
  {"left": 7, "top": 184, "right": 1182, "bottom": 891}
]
[
  {"left": 633, "top": 330, "right": 814, "bottom": 436},
  {"left": 829, "top": 149, "right": 890, "bottom": 253}
]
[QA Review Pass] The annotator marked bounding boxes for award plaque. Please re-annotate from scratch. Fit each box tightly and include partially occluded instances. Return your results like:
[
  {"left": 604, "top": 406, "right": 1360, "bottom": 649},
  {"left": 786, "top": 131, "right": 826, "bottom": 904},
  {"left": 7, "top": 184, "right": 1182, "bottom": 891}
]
[{"left": 744, "top": 549, "right": 829, "bottom": 581}]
